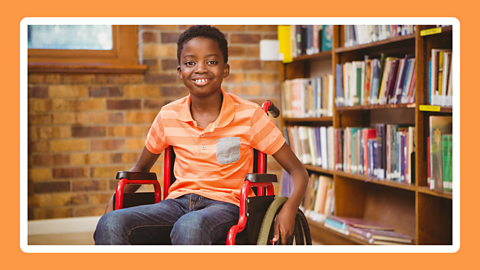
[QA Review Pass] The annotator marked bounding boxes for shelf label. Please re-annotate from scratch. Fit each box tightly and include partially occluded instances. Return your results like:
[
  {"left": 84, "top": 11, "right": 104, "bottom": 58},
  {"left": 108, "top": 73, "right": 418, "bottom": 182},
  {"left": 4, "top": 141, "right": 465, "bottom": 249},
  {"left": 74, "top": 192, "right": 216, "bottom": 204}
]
[
  {"left": 419, "top": 105, "right": 441, "bottom": 112},
  {"left": 421, "top": 27, "right": 442, "bottom": 36}
]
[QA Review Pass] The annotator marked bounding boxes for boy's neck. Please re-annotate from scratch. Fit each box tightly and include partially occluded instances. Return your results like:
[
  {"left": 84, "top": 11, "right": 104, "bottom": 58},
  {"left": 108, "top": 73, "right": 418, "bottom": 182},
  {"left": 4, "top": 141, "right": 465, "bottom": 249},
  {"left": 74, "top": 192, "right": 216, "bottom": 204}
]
[{"left": 189, "top": 90, "right": 223, "bottom": 129}]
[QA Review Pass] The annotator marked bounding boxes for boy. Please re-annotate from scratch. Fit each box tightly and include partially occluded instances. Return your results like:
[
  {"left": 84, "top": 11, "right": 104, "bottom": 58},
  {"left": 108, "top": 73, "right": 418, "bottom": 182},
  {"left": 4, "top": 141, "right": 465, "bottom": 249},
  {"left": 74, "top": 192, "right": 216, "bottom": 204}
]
[{"left": 94, "top": 25, "right": 308, "bottom": 245}]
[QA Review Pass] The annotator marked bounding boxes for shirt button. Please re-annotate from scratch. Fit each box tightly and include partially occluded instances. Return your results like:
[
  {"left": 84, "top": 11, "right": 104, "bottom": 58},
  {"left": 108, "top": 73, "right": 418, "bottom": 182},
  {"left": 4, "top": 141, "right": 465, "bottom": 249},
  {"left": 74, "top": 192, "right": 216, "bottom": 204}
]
[
  {"left": 201, "top": 145, "right": 206, "bottom": 150},
  {"left": 201, "top": 134, "right": 205, "bottom": 137}
]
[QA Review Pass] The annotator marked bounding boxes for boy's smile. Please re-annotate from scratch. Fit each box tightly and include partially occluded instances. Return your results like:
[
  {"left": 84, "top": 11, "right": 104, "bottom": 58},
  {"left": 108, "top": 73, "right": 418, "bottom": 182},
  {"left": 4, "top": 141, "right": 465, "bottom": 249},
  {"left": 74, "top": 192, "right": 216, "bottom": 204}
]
[{"left": 177, "top": 37, "right": 229, "bottom": 98}]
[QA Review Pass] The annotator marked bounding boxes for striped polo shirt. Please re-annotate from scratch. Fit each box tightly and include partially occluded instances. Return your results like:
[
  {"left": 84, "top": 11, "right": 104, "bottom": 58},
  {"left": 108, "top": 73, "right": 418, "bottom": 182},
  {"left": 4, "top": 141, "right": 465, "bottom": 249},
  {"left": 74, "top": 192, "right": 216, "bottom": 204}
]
[{"left": 145, "top": 88, "right": 285, "bottom": 206}]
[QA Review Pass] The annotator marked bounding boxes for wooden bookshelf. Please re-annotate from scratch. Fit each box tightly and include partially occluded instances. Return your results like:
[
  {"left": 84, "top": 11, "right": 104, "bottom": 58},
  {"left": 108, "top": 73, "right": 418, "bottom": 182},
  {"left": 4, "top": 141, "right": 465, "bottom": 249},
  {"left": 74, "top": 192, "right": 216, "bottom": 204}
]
[{"left": 279, "top": 25, "right": 453, "bottom": 245}]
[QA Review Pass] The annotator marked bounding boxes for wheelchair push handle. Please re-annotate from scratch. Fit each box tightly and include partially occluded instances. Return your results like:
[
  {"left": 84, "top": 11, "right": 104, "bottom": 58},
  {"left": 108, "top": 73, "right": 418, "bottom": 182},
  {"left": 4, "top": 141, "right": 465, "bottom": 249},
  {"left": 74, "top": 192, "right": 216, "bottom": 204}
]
[{"left": 262, "top": 100, "right": 280, "bottom": 118}]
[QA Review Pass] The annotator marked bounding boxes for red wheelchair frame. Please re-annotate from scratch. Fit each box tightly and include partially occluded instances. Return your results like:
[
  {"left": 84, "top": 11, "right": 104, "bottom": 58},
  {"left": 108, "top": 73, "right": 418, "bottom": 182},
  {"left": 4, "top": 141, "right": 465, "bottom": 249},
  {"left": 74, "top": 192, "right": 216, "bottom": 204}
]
[{"left": 114, "top": 101, "right": 284, "bottom": 245}]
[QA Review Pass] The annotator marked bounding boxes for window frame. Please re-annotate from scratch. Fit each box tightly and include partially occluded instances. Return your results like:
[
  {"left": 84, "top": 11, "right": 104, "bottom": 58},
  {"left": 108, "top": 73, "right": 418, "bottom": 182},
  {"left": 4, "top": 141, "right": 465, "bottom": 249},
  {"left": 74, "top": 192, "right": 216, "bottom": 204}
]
[{"left": 28, "top": 25, "right": 146, "bottom": 74}]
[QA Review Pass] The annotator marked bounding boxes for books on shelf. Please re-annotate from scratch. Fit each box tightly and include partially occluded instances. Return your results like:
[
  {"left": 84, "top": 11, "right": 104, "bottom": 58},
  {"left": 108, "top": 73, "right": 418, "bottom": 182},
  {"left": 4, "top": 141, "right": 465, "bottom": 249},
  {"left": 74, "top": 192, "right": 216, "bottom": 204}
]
[
  {"left": 284, "top": 126, "right": 336, "bottom": 170},
  {"left": 331, "top": 216, "right": 394, "bottom": 231},
  {"left": 338, "top": 125, "right": 415, "bottom": 183},
  {"left": 343, "top": 25, "right": 416, "bottom": 47},
  {"left": 429, "top": 49, "right": 453, "bottom": 106},
  {"left": 429, "top": 116, "right": 453, "bottom": 192},
  {"left": 348, "top": 226, "right": 414, "bottom": 245},
  {"left": 300, "top": 173, "right": 334, "bottom": 222},
  {"left": 280, "top": 25, "right": 333, "bottom": 60},
  {"left": 335, "top": 54, "right": 416, "bottom": 107},
  {"left": 282, "top": 76, "right": 334, "bottom": 118}
]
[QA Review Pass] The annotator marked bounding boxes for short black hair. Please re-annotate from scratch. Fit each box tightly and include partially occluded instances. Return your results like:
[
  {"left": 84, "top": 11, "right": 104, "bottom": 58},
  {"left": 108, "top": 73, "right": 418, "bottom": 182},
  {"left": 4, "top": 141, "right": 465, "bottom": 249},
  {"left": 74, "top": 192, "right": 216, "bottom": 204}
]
[{"left": 177, "top": 25, "right": 228, "bottom": 64}]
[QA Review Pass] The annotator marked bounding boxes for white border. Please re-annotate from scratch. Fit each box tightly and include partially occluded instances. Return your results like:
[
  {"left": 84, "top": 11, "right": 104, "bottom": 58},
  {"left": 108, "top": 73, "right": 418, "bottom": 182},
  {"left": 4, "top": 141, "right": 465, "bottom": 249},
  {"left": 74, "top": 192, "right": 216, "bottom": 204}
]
[{"left": 20, "top": 17, "right": 460, "bottom": 253}]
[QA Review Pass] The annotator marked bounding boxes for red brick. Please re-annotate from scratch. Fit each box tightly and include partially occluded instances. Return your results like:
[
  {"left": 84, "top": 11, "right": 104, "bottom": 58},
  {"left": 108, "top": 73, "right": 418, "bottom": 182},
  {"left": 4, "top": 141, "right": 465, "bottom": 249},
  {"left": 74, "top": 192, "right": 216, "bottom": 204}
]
[
  {"left": 29, "top": 168, "right": 51, "bottom": 181},
  {"left": 89, "top": 86, "right": 123, "bottom": 97},
  {"left": 104, "top": 74, "right": 144, "bottom": 84},
  {"left": 161, "top": 32, "right": 181, "bottom": 43},
  {"left": 34, "top": 182, "right": 70, "bottom": 193},
  {"left": 31, "top": 154, "right": 70, "bottom": 166},
  {"left": 261, "top": 61, "right": 281, "bottom": 71},
  {"left": 110, "top": 152, "right": 140, "bottom": 164},
  {"left": 52, "top": 112, "right": 88, "bottom": 125},
  {"left": 52, "top": 168, "right": 87, "bottom": 179},
  {"left": 246, "top": 25, "right": 277, "bottom": 32},
  {"left": 52, "top": 193, "right": 89, "bottom": 206},
  {"left": 143, "top": 99, "right": 168, "bottom": 109},
  {"left": 228, "top": 46, "right": 245, "bottom": 57},
  {"left": 72, "top": 180, "right": 108, "bottom": 192},
  {"left": 89, "top": 112, "right": 124, "bottom": 124},
  {"left": 246, "top": 46, "right": 260, "bottom": 58},
  {"left": 106, "top": 100, "right": 141, "bottom": 110},
  {"left": 28, "top": 114, "right": 51, "bottom": 125},
  {"left": 161, "top": 59, "right": 179, "bottom": 70},
  {"left": 224, "top": 73, "right": 246, "bottom": 83},
  {"left": 142, "top": 31, "right": 158, "bottom": 43},
  {"left": 69, "top": 99, "right": 105, "bottom": 111},
  {"left": 91, "top": 166, "right": 126, "bottom": 178},
  {"left": 144, "top": 73, "right": 178, "bottom": 84},
  {"left": 29, "top": 141, "right": 50, "bottom": 153},
  {"left": 51, "top": 139, "right": 88, "bottom": 152},
  {"left": 143, "top": 59, "right": 159, "bottom": 71},
  {"left": 45, "top": 74, "right": 68, "bottom": 84},
  {"left": 90, "top": 139, "right": 125, "bottom": 151},
  {"left": 71, "top": 126, "right": 106, "bottom": 137},
  {"left": 32, "top": 207, "right": 73, "bottom": 219},
  {"left": 125, "top": 112, "right": 157, "bottom": 124},
  {"left": 90, "top": 193, "right": 113, "bottom": 204},
  {"left": 229, "top": 60, "right": 261, "bottom": 71},
  {"left": 161, "top": 86, "right": 189, "bottom": 97},
  {"left": 74, "top": 206, "right": 105, "bottom": 217},
  {"left": 262, "top": 34, "right": 277, "bottom": 40},
  {"left": 124, "top": 85, "right": 161, "bottom": 97},
  {"left": 213, "top": 25, "right": 245, "bottom": 31},
  {"left": 140, "top": 25, "right": 177, "bottom": 30},
  {"left": 108, "top": 126, "right": 143, "bottom": 137},
  {"left": 28, "top": 74, "right": 46, "bottom": 84},
  {"left": 29, "top": 86, "right": 48, "bottom": 98},
  {"left": 231, "top": 33, "right": 261, "bottom": 44},
  {"left": 68, "top": 74, "right": 95, "bottom": 84}
]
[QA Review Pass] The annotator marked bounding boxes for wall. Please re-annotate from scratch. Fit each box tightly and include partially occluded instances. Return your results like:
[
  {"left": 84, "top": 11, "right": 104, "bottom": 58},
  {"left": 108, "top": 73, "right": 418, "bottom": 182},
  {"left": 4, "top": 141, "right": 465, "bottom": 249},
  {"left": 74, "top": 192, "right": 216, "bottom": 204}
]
[{"left": 28, "top": 25, "right": 282, "bottom": 220}]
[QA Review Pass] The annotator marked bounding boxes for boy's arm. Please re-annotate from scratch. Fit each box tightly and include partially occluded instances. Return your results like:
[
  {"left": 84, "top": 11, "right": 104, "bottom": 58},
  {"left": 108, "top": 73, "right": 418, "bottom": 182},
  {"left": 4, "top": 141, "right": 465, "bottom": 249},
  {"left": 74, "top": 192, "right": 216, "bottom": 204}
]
[
  {"left": 271, "top": 142, "right": 309, "bottom": 244},
  {"left": 104, "top": 146, "right": 161, "bottom": 214}
]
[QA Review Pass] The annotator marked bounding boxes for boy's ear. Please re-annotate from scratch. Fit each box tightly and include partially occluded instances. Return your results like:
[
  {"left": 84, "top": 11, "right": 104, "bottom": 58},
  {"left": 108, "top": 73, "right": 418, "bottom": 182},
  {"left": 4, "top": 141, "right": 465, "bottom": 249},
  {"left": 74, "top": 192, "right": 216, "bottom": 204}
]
[
  {"left": 177, "top": 65, "right": 182, "bottom": 80},
  {"left": 223, "top": 63, "right": 230, "bottom": 78}
]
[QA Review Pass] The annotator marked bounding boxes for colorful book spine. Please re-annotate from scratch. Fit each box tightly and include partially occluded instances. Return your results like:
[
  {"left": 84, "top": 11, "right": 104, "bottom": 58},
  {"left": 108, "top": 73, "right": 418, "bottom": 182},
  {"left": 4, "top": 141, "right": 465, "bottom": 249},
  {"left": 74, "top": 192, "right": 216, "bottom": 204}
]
[{"left": 324, "top": 217, "right": 349, "bottom": 235}]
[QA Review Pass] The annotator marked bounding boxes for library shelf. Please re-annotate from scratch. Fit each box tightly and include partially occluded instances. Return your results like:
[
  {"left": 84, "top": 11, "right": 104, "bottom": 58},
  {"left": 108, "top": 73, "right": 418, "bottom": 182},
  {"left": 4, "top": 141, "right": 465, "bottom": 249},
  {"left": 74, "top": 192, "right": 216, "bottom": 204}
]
[
  {"left": 334, "top": 32, "right": 416, "bottom": 53},
  {"left": 418, "top": 105, "right": 452, "bottom": 113},
  {"left": 292, "top": 50, "right": 332, "bottom": 62},
  {"left": 283, "top": 117, "right": 333, "bottom": 123},
  {"left": 417, "top": 186, "right": 453, "bottom": 200},
  {"left": 335, "top": 171, "right": 417, "bottom": 192},
  {"left": 336, "top": 103, "right": 415, "bottom": 111},
  {"left": 303, "top": 164, "right": 335, "bottom": 175}
]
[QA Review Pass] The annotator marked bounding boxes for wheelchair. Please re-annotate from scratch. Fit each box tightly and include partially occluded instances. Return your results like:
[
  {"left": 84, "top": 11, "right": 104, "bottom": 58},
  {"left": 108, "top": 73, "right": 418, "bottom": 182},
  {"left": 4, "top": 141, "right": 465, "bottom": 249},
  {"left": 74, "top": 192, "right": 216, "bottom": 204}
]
[{"left": 112, "top": 101, "right": 312, "bottom": 245}]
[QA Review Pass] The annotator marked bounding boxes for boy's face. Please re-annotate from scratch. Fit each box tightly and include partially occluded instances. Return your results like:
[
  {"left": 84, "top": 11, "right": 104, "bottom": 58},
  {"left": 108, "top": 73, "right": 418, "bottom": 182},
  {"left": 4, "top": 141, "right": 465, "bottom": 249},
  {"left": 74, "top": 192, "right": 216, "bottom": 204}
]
[{"left": 177, "top": 37, "right": 229, "bottom": 98}]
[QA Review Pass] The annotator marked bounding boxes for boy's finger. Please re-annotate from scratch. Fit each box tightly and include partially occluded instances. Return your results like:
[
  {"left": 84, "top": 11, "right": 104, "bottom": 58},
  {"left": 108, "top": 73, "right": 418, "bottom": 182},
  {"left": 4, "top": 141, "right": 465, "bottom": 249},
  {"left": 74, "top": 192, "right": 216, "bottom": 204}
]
[
  {"left": 281, "top": 227, "right": 287, "bottom": 245},
  {"left": 272, "top": 222, "right": 280, "bottom": 243}
]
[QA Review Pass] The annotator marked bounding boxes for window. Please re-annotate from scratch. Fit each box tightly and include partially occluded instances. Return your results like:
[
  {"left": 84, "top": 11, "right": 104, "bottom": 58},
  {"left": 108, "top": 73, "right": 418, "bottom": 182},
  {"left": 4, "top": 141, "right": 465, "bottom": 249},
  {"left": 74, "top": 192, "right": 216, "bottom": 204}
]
[{"left": 28, "top": 25, "right": 146, "bottom": 74}]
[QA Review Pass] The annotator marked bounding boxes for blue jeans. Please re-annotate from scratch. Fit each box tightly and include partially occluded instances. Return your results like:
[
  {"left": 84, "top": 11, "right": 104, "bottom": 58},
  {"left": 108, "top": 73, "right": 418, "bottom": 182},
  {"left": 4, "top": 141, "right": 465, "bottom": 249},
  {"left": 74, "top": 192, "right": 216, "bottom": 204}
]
[{"left": 94, "top": 194, "right": 240, "bottom": 245}]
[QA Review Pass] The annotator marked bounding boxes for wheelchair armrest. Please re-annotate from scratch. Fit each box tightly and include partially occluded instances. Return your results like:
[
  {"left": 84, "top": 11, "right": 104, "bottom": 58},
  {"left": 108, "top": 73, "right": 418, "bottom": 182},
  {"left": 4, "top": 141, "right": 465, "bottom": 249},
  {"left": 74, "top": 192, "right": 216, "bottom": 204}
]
[
  {"left": 245, "top": 173, "right": 277, "bottom": 183},
  {"left": 116, "top": 171, "right": 157, "bottom": 180}
]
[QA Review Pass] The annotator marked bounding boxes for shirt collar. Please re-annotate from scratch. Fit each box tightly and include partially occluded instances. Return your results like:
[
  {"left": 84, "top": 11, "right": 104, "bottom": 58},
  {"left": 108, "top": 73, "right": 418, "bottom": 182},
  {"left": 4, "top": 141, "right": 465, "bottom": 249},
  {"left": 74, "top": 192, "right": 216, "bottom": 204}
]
[{"left": 177, "top": 88, "right": 234, "bottom": 129}]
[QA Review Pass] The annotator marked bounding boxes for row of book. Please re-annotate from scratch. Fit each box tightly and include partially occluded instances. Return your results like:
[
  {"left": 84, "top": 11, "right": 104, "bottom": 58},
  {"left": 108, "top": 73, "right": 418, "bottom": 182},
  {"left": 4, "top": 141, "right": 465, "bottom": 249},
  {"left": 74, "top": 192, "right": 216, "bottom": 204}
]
[
  {"left": 335, "top": 54, "right": 416, "bottom": 107},
  {"left": 343, "top": 125, "right": 416, "bottom": 184},
  {"left": 343, "top": 25, "right": 416, "bottom": 48},
  {"left": 323, "top": 216, "right": 414, "bottom": 245},
  {"left": 277, "top": 25, "right": 332, "bottom": 63},
  {"left": 300, "top": 173, "right": 335, "bottom": 222},
  {"left": 428, "top": 116, "right": 453, "bottom": 192},
  {"left": 283, "top": 124, "right": 416, "bottom": 184},
  {"left": 429, "top": 49, "right": 453, "bottom": 107},
  {"left": 281, "top": 76, "right": 334, "bottom": 118}
]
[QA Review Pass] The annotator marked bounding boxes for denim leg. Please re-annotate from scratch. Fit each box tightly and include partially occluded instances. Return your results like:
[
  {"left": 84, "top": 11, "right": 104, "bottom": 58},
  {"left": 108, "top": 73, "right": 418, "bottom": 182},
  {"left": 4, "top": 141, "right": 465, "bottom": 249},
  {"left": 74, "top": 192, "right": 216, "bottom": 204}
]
[
  {"left": 171, "top": 195, "right": 240, "bottom": 245},
  {"left": 94, "top": 198, "right": 185, "bottom": 245}
]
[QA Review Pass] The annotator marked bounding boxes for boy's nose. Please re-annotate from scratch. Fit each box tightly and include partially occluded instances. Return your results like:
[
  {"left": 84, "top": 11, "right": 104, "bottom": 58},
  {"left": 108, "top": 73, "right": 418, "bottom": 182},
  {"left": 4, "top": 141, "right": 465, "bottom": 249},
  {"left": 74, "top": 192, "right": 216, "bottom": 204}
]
[{"left": 195, "top": 62, "right": 207, "bottom": 73}]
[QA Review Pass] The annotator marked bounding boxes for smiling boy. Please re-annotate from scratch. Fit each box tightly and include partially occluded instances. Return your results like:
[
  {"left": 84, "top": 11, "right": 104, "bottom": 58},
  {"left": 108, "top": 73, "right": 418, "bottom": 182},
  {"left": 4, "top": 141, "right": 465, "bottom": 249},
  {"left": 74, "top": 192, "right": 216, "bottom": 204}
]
[{"left": 94, "top": 25, "right": 308, "bottom": 245}]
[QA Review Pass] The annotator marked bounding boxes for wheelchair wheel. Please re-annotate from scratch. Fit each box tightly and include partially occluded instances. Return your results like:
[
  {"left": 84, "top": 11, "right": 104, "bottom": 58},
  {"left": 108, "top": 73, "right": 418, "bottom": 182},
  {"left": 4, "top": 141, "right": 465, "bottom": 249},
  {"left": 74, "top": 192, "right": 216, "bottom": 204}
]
[{"left": 256, "top": 197, "right": 312, "bottom": 245}]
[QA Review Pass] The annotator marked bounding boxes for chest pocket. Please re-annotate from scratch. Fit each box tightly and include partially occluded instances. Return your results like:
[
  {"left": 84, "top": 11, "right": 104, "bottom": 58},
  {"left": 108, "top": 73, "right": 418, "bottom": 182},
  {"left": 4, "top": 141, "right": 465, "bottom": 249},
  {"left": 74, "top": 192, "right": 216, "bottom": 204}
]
[{"left": 216, "top": 137, "right": 241, "bottom": 165}]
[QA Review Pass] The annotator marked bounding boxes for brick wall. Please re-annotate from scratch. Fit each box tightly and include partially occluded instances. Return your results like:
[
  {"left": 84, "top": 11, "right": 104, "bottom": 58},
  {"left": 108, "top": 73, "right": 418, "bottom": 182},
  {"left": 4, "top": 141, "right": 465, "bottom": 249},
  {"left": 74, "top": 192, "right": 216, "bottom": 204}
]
[{"left": 28, "top": 25, "right": 281, "bottom": 220}]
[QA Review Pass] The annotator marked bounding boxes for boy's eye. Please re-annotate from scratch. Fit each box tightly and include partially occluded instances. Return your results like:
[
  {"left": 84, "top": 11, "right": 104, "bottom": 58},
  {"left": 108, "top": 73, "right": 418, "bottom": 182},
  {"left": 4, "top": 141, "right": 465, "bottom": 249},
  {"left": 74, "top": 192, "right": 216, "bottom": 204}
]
[
  {"left": 207, "top": 61, "right": 218, "bottom": 65},
  {"left": 185, "top": 61, "right": 195, "bottom": 66}
]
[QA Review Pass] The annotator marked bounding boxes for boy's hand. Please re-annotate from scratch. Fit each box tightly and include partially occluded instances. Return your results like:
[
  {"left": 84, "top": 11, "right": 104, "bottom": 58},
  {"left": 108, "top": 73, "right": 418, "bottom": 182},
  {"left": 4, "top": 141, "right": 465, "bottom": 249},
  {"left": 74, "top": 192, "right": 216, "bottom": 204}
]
[{"left": 271, "top": 205, "right": 296, "bottom": 245}]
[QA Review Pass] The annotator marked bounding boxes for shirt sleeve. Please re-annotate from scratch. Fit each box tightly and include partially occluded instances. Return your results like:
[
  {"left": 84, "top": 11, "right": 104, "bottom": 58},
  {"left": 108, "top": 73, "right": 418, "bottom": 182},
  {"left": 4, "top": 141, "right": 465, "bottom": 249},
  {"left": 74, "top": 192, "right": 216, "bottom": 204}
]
[
  {"left": 249, "top": 106, "right": 286, "bottom": 155},
  {"left": 145, "top": 109, "right": 168, "bottom": 154}
]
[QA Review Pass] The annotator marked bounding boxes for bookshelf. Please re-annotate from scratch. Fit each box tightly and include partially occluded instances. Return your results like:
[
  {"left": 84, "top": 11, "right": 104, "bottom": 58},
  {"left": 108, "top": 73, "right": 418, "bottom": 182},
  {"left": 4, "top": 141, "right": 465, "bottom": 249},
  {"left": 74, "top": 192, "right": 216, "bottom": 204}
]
[{"left": 279, "top": 25, "right": 453, "bottom": 245}]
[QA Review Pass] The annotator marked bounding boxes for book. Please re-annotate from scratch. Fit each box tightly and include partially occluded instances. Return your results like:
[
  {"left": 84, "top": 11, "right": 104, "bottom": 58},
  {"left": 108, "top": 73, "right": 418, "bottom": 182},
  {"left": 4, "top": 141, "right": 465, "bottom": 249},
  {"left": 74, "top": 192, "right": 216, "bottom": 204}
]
[
  {"left": 429, "top": 116, "right": 452, "bottom": 192},
  {"left": 298, "top": 126, "right": 312, "bottom": 164},
  {"left": 442, "top": 134, "right": 453, "bottom": 192},
  {"left": 376, "top": 123, "right": 387, "bottom": 179},
  {"left": 324, "top": 217, "right": 349, "bottom": 235},
  {"left": 278, "top": 25, "right": 292, "bottom": 63},
  {"left": 313, "top": 175, "right": 333, "bottom": 216},
  {"left": 330, "top": 216, "right": 395, "bottom": 231},
  {"left": 348, "top": 226, "right": 414, "bottom": 244},
  {"left": 322, "top": 25, "right": 333, "bottom": 51}
]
